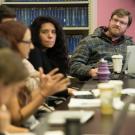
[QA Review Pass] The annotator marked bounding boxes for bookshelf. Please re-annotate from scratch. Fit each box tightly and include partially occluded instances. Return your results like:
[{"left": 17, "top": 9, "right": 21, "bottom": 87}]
[{"left": 1, "top": 0, "right": 97, "bottom": 55}]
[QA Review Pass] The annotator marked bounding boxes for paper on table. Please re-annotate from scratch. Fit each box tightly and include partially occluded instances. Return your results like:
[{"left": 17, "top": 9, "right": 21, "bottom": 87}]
[
  {"left": 72, "top": 89, "right": 100, "bottom": 97},
  {"left": 48, "top": 110, "right": 95, "bottom": 124},
  {"left": 7, "top": 132, "right": 35, "bottom": 135},
  {"left": 68, "top": 98, "right": 101, "bottom": 108},
  {"left": 122, "top": 88, "right": 135, "bottom": 95},
  {"left": 113, "top": 98, "right": 135, "bottom": 111},
  {"left": 44, "top": 131, "right": 64, "bottom": 135},
  {"left": 72, "top": 91, "right": 92, "bottom": 95}
]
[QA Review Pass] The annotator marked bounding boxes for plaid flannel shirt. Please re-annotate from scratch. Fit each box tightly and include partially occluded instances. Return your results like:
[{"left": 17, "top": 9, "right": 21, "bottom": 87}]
[{"left": 70, "top": 26, "right": 135, "bottom": 80}]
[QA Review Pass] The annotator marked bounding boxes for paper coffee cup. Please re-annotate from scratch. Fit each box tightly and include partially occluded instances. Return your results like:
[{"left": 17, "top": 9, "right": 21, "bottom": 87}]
[
  {"left": 109, "top": 80, "right": 123, "bottom": 98},
  {"left": 112, "top": 55, "right": 123, "bottom": 73}
]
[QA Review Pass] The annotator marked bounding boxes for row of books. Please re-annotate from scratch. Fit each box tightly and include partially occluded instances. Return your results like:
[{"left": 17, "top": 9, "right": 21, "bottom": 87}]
[
  {"left": 6, "top": 0, "right": 87, "bottom": 2},
  {"left": 66, "top": 35, "right": 83, "bottom": 55},
  {"left": 15, "top": 7, "right": 88, "bottom": 26}
]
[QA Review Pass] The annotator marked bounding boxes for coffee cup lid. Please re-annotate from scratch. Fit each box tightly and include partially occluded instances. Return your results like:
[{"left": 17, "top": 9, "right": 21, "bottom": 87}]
[
  {"left": 109, "top": 80, "right": 123, "bottom": 86},
  {"left": 112, "top": 54, "right": 123, "bottom": 59},
  {"left": 98, "top": 83, "right": 113, "bottom": 89},
  {"left": 100, "top": 58, "right": 107, "bottom": 63}
]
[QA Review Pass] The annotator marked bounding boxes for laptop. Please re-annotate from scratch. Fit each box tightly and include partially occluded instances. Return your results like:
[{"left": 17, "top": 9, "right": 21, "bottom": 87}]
[
  {"left": 110, "top": 45, "right": 135, "bottom": 80},
  {"left": 126, "top": 46, "right": 135, "bottom": 76}
]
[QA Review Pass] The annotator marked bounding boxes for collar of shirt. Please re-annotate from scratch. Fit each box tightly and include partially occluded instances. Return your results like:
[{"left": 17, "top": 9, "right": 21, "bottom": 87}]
[{"left": 101, "top": 32, "right": 125, "bottom": 45}]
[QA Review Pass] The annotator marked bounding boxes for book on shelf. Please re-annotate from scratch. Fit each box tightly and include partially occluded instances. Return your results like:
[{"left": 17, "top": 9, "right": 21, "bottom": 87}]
[{"left": 14, "top": 7, "right": 88, "bottom": 27}]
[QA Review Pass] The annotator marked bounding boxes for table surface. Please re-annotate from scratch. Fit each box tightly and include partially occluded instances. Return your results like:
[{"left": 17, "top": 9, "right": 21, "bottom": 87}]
[{"left": 34, "top": 77, "right": 135, "bottom": 135}]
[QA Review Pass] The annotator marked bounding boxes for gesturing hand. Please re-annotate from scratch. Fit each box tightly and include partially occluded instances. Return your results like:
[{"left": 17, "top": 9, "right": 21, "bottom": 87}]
[{"left": 38, "top": 68, "right": 70, "bottom": 97}]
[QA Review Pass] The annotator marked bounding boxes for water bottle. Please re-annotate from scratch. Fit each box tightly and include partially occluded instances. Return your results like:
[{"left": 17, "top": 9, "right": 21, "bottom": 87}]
[{"left": 98, "top": 58, "right": 110, "bottom": 82}]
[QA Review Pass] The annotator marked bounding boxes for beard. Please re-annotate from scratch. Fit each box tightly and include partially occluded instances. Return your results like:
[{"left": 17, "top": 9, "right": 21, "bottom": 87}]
[{"left": 108, "top": 26, "right": 122, "bottom": 37}]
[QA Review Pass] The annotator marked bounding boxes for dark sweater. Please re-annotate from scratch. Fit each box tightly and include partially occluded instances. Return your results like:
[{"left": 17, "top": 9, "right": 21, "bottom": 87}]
[
  {"left": 70, "top": 26, "right": 135, "bottom": 80},
  {"left": 29, "top": 47, "right": 68, "bottom": 98}
]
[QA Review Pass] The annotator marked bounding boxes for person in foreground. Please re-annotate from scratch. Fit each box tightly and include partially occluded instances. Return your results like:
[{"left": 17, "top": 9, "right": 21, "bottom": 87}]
[
  {"left": 70, "top": 8, "right": 135, "bottom": 81},
  {"left": 0, "top": 48, "right": 29, "bottom": 133},
  {"left": 0, "top": 21, "right": 70, "bottom": 131}
]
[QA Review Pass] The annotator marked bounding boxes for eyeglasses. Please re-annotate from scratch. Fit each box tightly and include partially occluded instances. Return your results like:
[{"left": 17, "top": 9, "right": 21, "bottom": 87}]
[
  {"left": 111, "top": 18, "right": 128, "bottom": 26},
  {"left": 21, "top": 40, "right": 32, "bottom": 45}
]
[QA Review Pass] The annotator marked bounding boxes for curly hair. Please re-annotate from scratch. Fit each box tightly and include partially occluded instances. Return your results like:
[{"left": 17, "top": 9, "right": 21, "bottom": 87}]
[{"left": 30, "top": 16, "right": 69, "bottom": 74}]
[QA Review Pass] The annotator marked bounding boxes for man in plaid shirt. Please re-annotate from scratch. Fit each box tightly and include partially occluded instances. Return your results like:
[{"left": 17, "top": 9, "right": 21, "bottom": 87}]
[{"left": 70, "top": 8, "right": 135, "bottom": 80}]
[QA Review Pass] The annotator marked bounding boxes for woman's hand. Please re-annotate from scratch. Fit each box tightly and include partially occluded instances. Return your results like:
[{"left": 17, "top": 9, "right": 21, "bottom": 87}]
[
  {"left": 39, "top": 68, "right": 70, "bottom": 97},
  {"left": 88, "top": 68, "right": 98, "bottom": 77}
]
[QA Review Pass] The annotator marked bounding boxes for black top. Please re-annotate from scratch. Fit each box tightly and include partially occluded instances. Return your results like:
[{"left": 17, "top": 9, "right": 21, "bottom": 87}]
[
  {"left": 29, "top": 48, "right": 53, "bottom": 74},
  {"left": 29, "top": 47, "right": 68, "bottom": 98}
]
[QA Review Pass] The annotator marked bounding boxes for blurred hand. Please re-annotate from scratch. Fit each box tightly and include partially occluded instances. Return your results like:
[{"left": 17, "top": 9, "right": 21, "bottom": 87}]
[
  {"left": 38, "top": 68, "right": 70, "bottom": 97},
  {"left": 68, "top": 88, "right": 78, "bottom": 96}
]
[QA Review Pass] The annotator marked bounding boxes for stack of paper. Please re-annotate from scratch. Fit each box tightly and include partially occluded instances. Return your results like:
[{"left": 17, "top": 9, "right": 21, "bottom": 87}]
[
  {"left": 68, "top": 98, "right": 101, "bottom": 109},
  {"left": 44, "top": 131, "right": 64, "bottom": 135}
]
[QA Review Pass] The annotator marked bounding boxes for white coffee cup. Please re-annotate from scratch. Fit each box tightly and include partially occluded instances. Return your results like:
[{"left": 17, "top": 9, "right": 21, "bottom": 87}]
[
  {"left": 112, "top": 55, "right": 123, "bottom": 73},
  {"left": 109, "top": 80, "right": 123, "bottom": 98}
]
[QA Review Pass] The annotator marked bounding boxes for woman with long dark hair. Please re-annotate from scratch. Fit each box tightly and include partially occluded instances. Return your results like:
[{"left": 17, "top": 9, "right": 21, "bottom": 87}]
[
  {"left": 29, "top": 16, "right": 75, "bottom": 98},
  {"left": 29, "top": 16, "right": 69, "bottom": 74}
]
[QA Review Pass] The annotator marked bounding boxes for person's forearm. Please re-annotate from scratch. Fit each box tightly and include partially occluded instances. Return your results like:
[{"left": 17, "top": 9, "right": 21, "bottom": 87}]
[
  {"left": 20, "top": 91, "right": 45, "bottom": 121},
  {"left": 6, "top": 124, "right": 28, "bottom": 133},
  {"left": 70, "top": 63, "right": 92, "bottom": 79},
  {"left": 31, "top": 88, "right": 40, "bottom": 99}
]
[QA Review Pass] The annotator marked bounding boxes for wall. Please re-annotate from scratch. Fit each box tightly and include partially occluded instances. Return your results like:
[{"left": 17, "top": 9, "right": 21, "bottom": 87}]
[{"left": 97, "top": 0, "right": 135, "bottom": 41}]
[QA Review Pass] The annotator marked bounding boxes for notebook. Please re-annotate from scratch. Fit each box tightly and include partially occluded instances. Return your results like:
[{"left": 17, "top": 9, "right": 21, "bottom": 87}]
[
  {"left": 48, "top": 110, "right": 95, "bottom": 124},
  {"left": 126, "top": 46, "right": 135, "bottom": 75}
]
